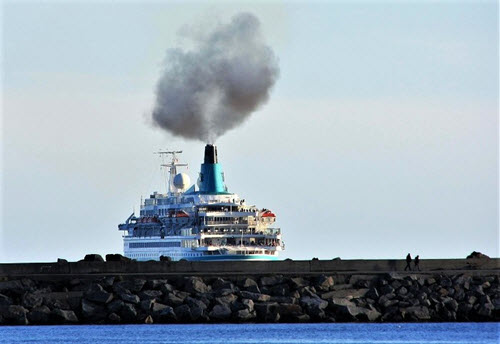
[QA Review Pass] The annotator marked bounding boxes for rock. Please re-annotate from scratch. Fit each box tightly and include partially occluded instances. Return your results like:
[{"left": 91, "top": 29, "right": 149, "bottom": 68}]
[
  {"left": 164, "top": 292, "right": 184, "bottom": 307},
  {"left": 242, "top": 299, "right": 254, "bottom": 312},
  {"left": 239, "top": 291, "right": 271, "bottom": 302},
  {"left": 51, "top": 309, "right": 78, "bottom": 323},
  {"left": 215, "top": 294, "right": 238, "bottom": 307},
  {"left": 159, "top": 255, "right": 172, "bottom": 261},
  {"left": 477, "top": 303, "right": 494, "bottom": 317},
  {"left": 57, "top": 258, "right": 68, "bottom": 264},
  {"left": 380, "top": 285, "right": 395, "bottom": 295},
  {"left": 466, "top": 251, "right": 490, "bottom": 259},
  {"left": 321, "top": 289, "right": 369, "bottom": 300},
  {"left": 260, "top": 276, "right": 283, "bottom": 287},
  {"left": 117, "top": 279, "right": 146, "bottom": 293},
  {"left": 289, "top": 277, "right": 309, "bottom": 289},
  {"left": 157, "top": 306, "right": 177, "bottom": 322},
  {"left": 83, "top": 254, "right": 104, "bottom": 262},
  {"left": 144, "top": 315, "right": 154, "bottom": 324},
  {"left": 0, "top": 294, "right": 12, "bottom": 306},
  {"left": 209, "top": 304, "right": 232, "bottom": 320},
  {"left": 0, "top": 280, "right": 24, "bottom": 294},
  {"left": 107, "top": 299, "right": 124, "bottom": 314},
  {"left": 245, "top": 285, "right": 261, "bottom": 294},
  {"left": 270, "top": 296, "right": 297, "bottom": 304},
  {"left": 278, "top": 303, "right": 303, "bottom": 317},
  {"left": 120, "top": 303, "right": 137, "bottom": 322},
  {"left": 255, "top": 302, "right": 281, "bottom": 322},
  {"left": 175, "top": 304, "right": 193, "bottom": 321},
  {"left": 151, "top": 302, "right": 169, "bottom": 314},
  {"left": 315, "top": 275, "right": 334, "bottom": 291},
  {"left": 108, "top": 312, "right": 121, "bottom": 323},
  {"left": 186, "top": 297, "right": 208, "bottom": 311},
  {"left": 300, "top": 296, "right": 328, "bottom": 319},
  {"left": 269, "top": 284, "right": 289, "bottom": 297},
  {"left": 120, "top": 293, "right": 140, "bottom": 304},
  {"left": 139, "top": 290, "right": 163, "bottom": 301},
  {"left": 85, "top": 284, "right": 113, "bottom": 304},
  {"left": 240, "top": 278, "right": 258, "bottom": 289},
  {"left": 160, "top": 283, "right": 175, "bottom": 294},
  {"left": 22, "top": 292, "right": 43, "bottom": 309},
  {"left": 81, "top": 299, "right": 107, "bottom": 321},
  {"left": 146, "top": 279, "right": 168, "bottom": 290},
  {"left": 140, "top": 299, "right": 154, "bottom": 312},
  {"left": 0, "top": 305, "right": 28, "bottom": 325},
  {"left": 234, "top": 308, "right": 256, "bottom": 321},
  {"left": 403, "top": 306, "right": 431, "bottom": 320},
  {"left": 185, "top": 277, "right": 209, "bottom": 294},
  {"left": 105, "top": 254, "right": 131, "bottom": 262},
  {"left": 27, "top": 305, "right": 51, "bottom": 324}
]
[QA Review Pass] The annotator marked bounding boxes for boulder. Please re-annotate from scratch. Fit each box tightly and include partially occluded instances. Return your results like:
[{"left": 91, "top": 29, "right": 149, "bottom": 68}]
[
  {"left": 209, "top": 304, "right": 232, "bottom": 320},
  {"left": 83, "top": 254, "right": 104, "bottom": 262},
  {"left": 242, "top": 299, "right": 254, "bottom": 312},
  {"left": 164, "top": 292, "right": 184, "bottom": 307},
  {"left": 321, "top": 289, "right": 369, "bottom": 300},
  {"left": 120, "top": 293, "right": 140, "bottom": 304},
  {"left": 215, "top": 294, "right": 238, "bottom": 307},
  {"left": 0, "top": 294, "right": 12, "bottom": 306},
  {"left": 239, "top": 291, "right": 271, "bottom": 302},
  {"left": 22, "top": 292, "right": 43, "bottom": 309},
  {"left": 289, "top": 277, "right": 309, "bottom": 289},
  {"left": 0, "top": 305, "right": 28, "bottom": 325},
  {"left": 0, "top": 280, "right": 24, "bottom": 294},
  {"left": 144, "top": 315, "right": 154, "bottom": 324},
  {"left": 107, "top": 299, "right": 125, "bottom": 314},
  {"left": 51, "top": 309, "right": 78, "bottom": 323},
  {"left": 175, "top": 304, "right": 193, "bottom": 322},
  {"left": 185, "top": 277, "right": 209, "bottom": 294},
  {"left": 81, "top": 299, "right": 107, "bottom": 321},
  {"left": 120, "top": 303, "right": 137, "bottom": 322},
  {"left": 116, "top": 279, "right": 146, "bottom": 293},
  {"left": 315, "top": 275, "right": 334, "bottom": 291},
  {"left": 140, "top": 299, "right": 154, "bottom": 312},
  {"left": 105, "top": 254, "right": 131, "bottom": 262},
  {"left": 402, "top": 306, "right": 431, "bottom": 320},
  {"left": 85, "top": 284, "right": 113, "bottom": 304},
  {"left": 156, "top": 306, "right": 176, "bottom": 323},
  {"left": 108, "top": 312, "right": 121, "bottom": 323},
  {"left": 254, "top": 302, "right": 280, "bottom": 322},
  {"left": 27, "top": 305, "right": 51, "bottom": 324},
  {"left": 234, "top": 309, "right": 256, "bottom": 321},
  {"left": 139, "top": 290, "right": 163, "bottom": 301},
  {"left": 240, "top": 277, "right": 259, "bottom": 289},
  {"left": 260, "top": 276, "right": 283, "bottom": 287}
]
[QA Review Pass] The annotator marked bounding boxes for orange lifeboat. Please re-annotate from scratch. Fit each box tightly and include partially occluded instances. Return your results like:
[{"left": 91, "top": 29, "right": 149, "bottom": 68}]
[{"left": 262, "top": 210, "right": 276, "bottom": 218}]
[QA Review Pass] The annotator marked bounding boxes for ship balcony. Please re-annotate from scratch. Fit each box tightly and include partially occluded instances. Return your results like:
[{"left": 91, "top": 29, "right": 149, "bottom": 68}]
[{"left": 199, "top": 227, "right": 280, "bottom": 236}]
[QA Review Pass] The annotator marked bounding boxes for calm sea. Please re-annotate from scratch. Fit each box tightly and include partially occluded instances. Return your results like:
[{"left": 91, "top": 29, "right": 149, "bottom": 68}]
[{"left": 0, "top": 323, "right": 498, "bottom": 344}]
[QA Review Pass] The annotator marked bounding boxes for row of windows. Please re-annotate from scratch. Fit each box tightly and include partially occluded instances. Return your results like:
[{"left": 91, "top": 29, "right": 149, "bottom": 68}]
[{"left": 129, "top": 241, "right": 180, "bottom": 248}]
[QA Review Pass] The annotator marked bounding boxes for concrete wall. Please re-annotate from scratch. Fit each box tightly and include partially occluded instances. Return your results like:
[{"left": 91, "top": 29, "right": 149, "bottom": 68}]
[{"left": 0, "top": 258, "right": 498, "bottom": 277}]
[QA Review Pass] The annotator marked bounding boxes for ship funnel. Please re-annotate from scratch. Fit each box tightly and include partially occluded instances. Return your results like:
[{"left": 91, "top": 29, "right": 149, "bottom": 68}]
[{"left": 198, "top": 144, "right": 227, "bottom": 194}]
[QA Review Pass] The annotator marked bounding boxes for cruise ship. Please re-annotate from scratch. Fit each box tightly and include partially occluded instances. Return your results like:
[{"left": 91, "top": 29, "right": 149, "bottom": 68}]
[{"left": 118, "top": 144, "right": 284, "bottom": 261}]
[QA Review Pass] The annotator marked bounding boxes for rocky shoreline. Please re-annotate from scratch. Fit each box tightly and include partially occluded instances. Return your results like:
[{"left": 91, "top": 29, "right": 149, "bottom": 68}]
[{"left": 0, "top": 272, "right": 498, "bottom": 325}]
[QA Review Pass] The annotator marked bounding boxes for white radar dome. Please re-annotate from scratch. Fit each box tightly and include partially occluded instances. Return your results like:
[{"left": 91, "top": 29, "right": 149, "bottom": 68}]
[{"left": 173, "top": 173, "right": 191, "bottom": 190}]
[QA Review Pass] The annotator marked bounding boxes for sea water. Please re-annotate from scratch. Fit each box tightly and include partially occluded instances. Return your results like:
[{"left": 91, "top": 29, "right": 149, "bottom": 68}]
[{"left": 0, "top": 323, "right": 498, "bottom": 344}]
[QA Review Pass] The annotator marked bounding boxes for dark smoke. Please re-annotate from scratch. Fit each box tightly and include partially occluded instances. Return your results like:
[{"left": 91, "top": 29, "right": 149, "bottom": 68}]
[{"left": 152, "top": 13, "right": 280, "bottom": 143}]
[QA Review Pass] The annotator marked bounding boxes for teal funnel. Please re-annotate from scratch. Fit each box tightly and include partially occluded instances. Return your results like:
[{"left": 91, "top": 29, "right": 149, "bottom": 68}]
[{"left": 198, "top": 144, "right": 227, "bottom": 194}]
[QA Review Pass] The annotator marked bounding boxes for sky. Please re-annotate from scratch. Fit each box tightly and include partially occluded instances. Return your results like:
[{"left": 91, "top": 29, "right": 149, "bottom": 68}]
[{"left": 1, "top": 1, "right": 498, "bottom": 262}]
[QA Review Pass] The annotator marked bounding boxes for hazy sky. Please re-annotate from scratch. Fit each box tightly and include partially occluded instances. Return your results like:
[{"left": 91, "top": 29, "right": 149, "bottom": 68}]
[{"left": 1, "top": 1, "right": 498, "bottom": 262}]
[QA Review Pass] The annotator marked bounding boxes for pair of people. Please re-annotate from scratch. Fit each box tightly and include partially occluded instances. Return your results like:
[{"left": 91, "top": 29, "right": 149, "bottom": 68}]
[{"left": 405, "top": 253, "right": 420, "bottom": 271}]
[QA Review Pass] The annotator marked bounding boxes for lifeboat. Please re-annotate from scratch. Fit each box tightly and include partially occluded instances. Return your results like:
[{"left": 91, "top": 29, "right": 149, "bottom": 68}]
[
  {"left": 175, "top": 210, "right": 190, "bottom": 218},
  {"left": 262, "top": 210, "right": 276, "bottom": 218}
]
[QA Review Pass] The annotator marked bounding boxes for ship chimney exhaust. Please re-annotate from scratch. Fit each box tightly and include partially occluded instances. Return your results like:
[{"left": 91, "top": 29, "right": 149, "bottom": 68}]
[
  {"left": 199, "top": 144, "right": 226, "bottom": 194},
  {"left": 204, "top": 144, "right": 218, "bottom": 164}
]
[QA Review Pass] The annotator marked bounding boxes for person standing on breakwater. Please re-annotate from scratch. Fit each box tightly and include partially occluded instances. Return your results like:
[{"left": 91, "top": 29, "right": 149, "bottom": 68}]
[
  {"left": 414, "top": 255, "right": 421, "bottom": 271},
  {"left": 404, "top": 253, "right": 412, "bottom": 271}
]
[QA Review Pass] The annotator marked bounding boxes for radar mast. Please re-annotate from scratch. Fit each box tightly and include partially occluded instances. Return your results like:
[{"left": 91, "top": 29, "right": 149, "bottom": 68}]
[{"left": 155, "top": 150, "right": 187, "bottom": 195}]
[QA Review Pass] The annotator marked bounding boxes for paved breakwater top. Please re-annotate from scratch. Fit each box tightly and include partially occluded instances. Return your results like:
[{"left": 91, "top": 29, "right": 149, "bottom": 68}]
[{"left": 0, "top": 258, "right": 498, "bottom": 278}]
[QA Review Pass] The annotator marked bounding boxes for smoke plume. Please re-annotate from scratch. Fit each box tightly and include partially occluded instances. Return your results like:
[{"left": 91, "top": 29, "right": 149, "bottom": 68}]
[{"left": 152, "top": 13, "right": 280, "bottom": 143}]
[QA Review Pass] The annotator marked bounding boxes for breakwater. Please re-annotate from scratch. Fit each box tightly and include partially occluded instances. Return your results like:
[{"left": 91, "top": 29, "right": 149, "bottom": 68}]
[{"left": 0, "top": 258, "right": 498, "bottom": 325}]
